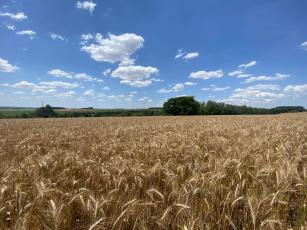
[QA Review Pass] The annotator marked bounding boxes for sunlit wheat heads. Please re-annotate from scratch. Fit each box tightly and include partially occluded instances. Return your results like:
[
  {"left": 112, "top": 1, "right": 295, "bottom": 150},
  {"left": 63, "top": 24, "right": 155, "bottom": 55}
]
[{"left": 0, "top": 113, "right": 306, "bottom": 229}]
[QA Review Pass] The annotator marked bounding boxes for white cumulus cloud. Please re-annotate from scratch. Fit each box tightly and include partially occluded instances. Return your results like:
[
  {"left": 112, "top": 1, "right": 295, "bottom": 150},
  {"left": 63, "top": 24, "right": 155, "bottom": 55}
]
[
  {"left": 244, "top": 73, "right": 289, "bottom": 83},
  {"left": 183, "top": 52, "right": 199, "bottom": 60},
  {"left": 83, "top": 89, "right": 95, "bottom": 96},
  {"left": 189, "top": 70, "right": 223, "bottom": 80},
  {"left": 300, "top": 41, "right": 307, "bottom": 51},
  {"left": 0, "top": 12, "right": 27, "bottom": 20},
  {"left": 175, "top": 49, "right": 184, "bottom": 59},
  {"left": 76, "top": 1, "right": 97, "bottom": 14},
  {"left": 48, "top": 69, "right": 97, "bottom": 81},
  {"left": 221, "top": 84, "right": 285, "bottom": 105},
  {"left": 202, "top": 85, "right": 230, "bottom": 92},
  {"left": 5, "top": 24, "right": 15, "bottom": 30},
  {"left": 284, "top": 84, "right": 307, "bottom": 96},
  {"left": 56, "top": 91, "right": 76, "bottom": 99},
  {"left": 81, "top": 33, "right": 94, "bottom": 40},
  {"left": 0, "top": 58, "right": 18, "bottom": 72},
  {"left": 111, "top": 65, "right": 159, "bottom": 87},
  {"left": 238, "top": 61, "right": 257, "bottom": 69},
  {"left": 175, "top": 49, "right": 199, "bottom": 60},
  {"left": 172, "top": 83, "right": 185, "bottom": 92},
  {"left": 102, "top": 68, "right": 111, "bottom": 76},
  {"left": 158, "top": 83, "right": 185, "bottom": 94},
  {"left": 81, "top": 33, "right": 144, "bottom": 63},
  {"left": 3, "top": 81, "right": 79, "bottom": 94},
  {"left": 236, "top": 73, "right": 253, "bottom": 78},
  {"left": 49, "top": 33, "right": 67, "bottom": 42},
  {"left": 184, "top": 81, "right": 197, "bottom": 86},
  {"left": 48, "top": 69, "right": 72, "bottom": 78},
  {"left": 228, "top": 70, "right": 244, "bottom": 77},
  {"left": 16, "top": 30, "right": 36, "bottom": 39},
  {"left": 11, "top": 81, "right": 36, "bottom": 89},
  {"left": 228, "top": 71, "right": 252, "bottom": 78},
  {"left": 74, "top": 73, "right": 96, "bottom": 81},
  {"left": 39, "top": 81, "right": 79, "bottom": 89}
]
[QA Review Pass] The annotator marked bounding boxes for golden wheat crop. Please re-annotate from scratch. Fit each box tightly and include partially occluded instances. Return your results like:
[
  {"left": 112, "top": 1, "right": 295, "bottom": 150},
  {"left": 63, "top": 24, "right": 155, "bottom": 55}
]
[{"left": 0, "top": 114, "right": 306, "bottom": 229}]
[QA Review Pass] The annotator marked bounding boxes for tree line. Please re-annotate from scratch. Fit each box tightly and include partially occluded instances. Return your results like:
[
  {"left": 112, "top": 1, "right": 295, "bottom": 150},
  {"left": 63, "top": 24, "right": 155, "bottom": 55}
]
[
  {"left": 0, "top": 105, "right": 163, "bottom": 119},
  {"left": 0, "top": 98, "right": 305, "bottom": 119},
  {"left": 162, "top": 96, "right": 305, "bottom": 115}
]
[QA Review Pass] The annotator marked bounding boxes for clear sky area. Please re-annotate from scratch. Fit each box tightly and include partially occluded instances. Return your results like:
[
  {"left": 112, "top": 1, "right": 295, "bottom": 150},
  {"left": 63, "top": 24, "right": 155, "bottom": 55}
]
[{"left": 1, "top": 0, "right": 307, "bottom": 108}]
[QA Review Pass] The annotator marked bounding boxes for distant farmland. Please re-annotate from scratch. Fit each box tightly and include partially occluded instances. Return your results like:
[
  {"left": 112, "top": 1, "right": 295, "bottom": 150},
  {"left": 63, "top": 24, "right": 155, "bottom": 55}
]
[
  {"left": 0, "top": 108, "right": 163, "bottom": 118},
  {"left": 0, "top": 113, "right": 306, "bottom": 229},
  {"left": 0, "top": 109, "right": 35, "bottom": 117}
]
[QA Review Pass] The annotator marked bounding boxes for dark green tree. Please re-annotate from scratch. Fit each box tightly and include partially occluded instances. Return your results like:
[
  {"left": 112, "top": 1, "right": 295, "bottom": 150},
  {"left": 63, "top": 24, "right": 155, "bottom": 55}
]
[
  {"left": 202, "top": 101, "right": 224, "bottom": 115},
  {"left": 163, "top": 96, "right": 200, "bottom": 115},
  {"left": 34, "top": 104, "right": 56, "bottom": 118}
]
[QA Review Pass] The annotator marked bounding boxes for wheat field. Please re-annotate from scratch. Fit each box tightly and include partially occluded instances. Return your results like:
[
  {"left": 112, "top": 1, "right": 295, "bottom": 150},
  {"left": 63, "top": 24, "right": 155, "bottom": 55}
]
[{"left": 0, "top": 114, "right": 306, "bottom": 229}]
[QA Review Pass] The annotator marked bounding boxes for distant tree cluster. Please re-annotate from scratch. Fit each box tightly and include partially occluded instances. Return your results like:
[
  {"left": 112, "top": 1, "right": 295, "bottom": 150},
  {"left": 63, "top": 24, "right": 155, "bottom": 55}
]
[
  {"left": 201, "top": 101, "right": 305, "bottom": 115},
  {"left": 163, "top": 97, "right": 305, "bottom": 116},
  {"left": 0, "top": 108, "right": 164, "bottom": 119},
  {"left": 59, "top": 109, "right": 162, "bottom": 118},
  {"left": 163, "top": 96, "right": 200, "bottom": 115},
  {"left": 34, "top": 105, "right": 56, "bottom": 118},
  {"left": 271, "top": 106, "right": 305, "bottom": 114},
  {"left": 200, "top": 101, "right": 270, "bottom": 115}
]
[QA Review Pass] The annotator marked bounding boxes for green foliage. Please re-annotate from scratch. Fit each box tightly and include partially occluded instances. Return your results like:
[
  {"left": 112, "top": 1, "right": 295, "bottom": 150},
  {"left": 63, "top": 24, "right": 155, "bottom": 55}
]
[
  {"left": 271, "top": 106, "right": 305, "bottom": 113},
  {"left": 34, "top": 105, "right": 56, "bottom": 118},
  {"left": 163, "top": 98, "right": 305, "bottom": 116},
  {"left": 200, "top": 101, "right": 305, "bottom": 115},
  {"left": 0, "top": 109, "right": 34, "bottom": 118},
  {"left": 163, "top": 96, "right": 201, "bottom": 115},
  {"left": 20, "top": 113, "right": 29, "bottom": 118},
  {"left": 55, "top": 108, "right": 163, "bottom": 118},
  {"left": 0, "top": 100, "right": 305, "bottom": 119}
]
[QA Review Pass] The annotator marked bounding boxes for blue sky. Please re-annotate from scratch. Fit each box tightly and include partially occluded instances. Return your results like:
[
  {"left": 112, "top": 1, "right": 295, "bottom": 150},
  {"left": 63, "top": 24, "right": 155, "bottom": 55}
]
[{"left": 0, "top": 0, "right": 306, "bottom": 108}]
